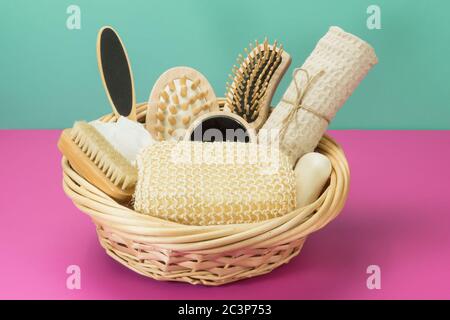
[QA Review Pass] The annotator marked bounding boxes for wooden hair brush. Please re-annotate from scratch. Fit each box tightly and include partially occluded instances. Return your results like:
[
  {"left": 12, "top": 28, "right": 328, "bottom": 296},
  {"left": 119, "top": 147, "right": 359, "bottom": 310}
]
[
  {"left": 224, "top": 39, "right": 291, "bottom": 130},
  {"left": 146, "top": 67, "right": 219, "bottom": 141}
]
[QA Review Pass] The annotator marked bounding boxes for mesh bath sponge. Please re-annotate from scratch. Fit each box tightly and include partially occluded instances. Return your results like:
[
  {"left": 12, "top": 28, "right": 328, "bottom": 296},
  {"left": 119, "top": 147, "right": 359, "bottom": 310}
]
[{"left": 133, "top": 141, "right": 296, "bottom": 225}]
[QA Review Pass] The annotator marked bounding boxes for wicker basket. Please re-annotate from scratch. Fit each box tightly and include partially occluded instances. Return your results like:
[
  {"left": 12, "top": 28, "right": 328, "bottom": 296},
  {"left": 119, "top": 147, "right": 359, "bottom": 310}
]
[{"left": 61, "top": 101, "right": 350, "bottom": 286}]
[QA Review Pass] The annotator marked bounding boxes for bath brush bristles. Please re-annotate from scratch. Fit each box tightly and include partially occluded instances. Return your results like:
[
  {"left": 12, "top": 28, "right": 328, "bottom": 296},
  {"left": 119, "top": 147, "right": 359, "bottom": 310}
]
[
  {"left": 58, "top": 121, "right": 137, "bottom": 201},
  {"left": 70, "top": 121, "right": 137, "bottom": 190},
  {"left": 225, "top": 39, "right": 291, "bottom": 130},
  {"left": 146, "top": 66, "right": 218, "bottom": 141}
]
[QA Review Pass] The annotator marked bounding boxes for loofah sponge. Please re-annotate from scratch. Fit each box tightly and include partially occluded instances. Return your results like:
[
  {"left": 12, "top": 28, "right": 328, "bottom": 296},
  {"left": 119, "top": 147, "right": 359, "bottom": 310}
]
[{"left": 133, "top": 141, "right": 296, "bottom": 225}]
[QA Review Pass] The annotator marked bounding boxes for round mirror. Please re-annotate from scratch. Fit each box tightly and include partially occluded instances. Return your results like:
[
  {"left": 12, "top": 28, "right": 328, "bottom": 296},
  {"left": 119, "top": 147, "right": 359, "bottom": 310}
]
[{"left": 186, "top": 112, "right": 256, "bottom": 143}]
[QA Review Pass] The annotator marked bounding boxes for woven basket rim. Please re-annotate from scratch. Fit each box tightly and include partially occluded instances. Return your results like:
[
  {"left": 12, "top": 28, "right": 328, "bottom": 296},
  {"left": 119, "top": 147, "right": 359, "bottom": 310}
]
[{"left": 61, "top": 101, "right": 350, "bottom": 255}]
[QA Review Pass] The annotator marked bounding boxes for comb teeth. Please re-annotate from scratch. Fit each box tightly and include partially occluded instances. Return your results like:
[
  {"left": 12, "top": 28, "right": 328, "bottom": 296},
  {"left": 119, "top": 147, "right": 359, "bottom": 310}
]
[
  {"left": 70, "top": 121, "right": 137, "bottom": 190},
  {"left": 168, "top": 115, "right": 177, "bottom": 126},
  {"left": 172, "top": 94, "right": 179, "bottom": 105},
  {"left": 158, "top": 102, "right": 167, "bottom": 111},
  {"left": 168, "top": 80, "right": 176, "bottom": 92},
  {"left": 182, "top": 115, "right": 190, "bottom": 126},
  {"left": 191, "top": 79, "right": 200, "bottom": 90},
  {"left": 160, "top": 91, "right": 170, "bottom": 103},
  {"left": 224, "top": 39, "right": 285, "bottom": 126},
  {"left": 169, "top": 105, "right": 178, "bottom": 114},
  {"left": 180, "top": 85, "right": 187, "bottom": 97},
  {"left": 156, "top": 111, "right": 165, "bottom": 121}
]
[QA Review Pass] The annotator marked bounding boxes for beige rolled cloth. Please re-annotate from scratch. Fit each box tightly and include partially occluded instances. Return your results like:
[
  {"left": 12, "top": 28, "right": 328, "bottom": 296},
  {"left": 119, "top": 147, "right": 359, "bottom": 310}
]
[{"left": 260, "top": 26, "right": 378, "bottom": 165}]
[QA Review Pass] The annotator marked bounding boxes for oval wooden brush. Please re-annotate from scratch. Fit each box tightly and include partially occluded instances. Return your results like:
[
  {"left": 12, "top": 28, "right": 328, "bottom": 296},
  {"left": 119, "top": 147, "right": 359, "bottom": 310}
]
[
  {"left": 146, "top": 67, "right": 219, "bottom": 141},
  {"left": 224, "top": 39, "right": 291, "bottom": 130},
  {"left": 97, "top": 26, "right": 137, "bottom": 120}
]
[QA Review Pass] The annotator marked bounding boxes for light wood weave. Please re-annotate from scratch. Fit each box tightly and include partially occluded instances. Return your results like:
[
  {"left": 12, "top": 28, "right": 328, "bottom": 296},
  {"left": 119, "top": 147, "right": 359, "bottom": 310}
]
[{"left": 61, "top": 102, "right": 350, "bottom": 286}]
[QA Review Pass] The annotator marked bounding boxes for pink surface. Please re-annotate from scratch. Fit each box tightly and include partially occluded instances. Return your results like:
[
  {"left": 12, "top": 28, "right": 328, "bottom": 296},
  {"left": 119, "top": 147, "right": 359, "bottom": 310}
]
[{"left": 0, "top": 129, "right": 450, "bottom": 300}]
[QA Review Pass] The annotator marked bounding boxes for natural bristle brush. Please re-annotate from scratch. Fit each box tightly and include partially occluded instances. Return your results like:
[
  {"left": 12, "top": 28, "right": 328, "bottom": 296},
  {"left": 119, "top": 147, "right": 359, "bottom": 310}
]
[
  {"left": 146, "top": 66, "right": 219, "bottom": 141},
  {"left": 58, "top": 26, "right": 147, "bottom": 202},
  {"left": 224, "top": 39, "right": 291, "bottom": 130},
  {"left": 58, "top": 122, "right": 137, "bottom": 201}
]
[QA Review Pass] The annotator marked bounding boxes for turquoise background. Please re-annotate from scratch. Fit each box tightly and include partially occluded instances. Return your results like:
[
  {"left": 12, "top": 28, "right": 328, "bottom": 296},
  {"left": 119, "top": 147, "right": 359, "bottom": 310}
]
[{"left": 1, "top": 0, "right": 449, "bottom": 129}]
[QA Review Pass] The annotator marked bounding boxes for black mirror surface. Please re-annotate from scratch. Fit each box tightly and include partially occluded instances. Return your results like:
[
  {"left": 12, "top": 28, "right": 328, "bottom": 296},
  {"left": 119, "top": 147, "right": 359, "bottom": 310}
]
[
  {"left": 98, "top": 27, "right": 134, "bottom": 117},
  {"left": 190, "top": 116, "right": 251, "bottom": 143}
]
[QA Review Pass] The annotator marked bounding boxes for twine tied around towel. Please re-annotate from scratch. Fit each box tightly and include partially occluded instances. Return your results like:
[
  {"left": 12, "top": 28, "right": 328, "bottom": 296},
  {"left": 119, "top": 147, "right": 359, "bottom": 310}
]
[{"left": 279, "top": 68, "right": 329, "bottom": 139}]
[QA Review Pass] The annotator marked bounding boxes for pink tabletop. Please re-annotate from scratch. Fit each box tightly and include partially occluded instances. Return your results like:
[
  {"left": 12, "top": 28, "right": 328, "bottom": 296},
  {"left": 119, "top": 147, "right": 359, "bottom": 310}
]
[{"left": 0, "top": 130, "right": 449, "bottom": 300}]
